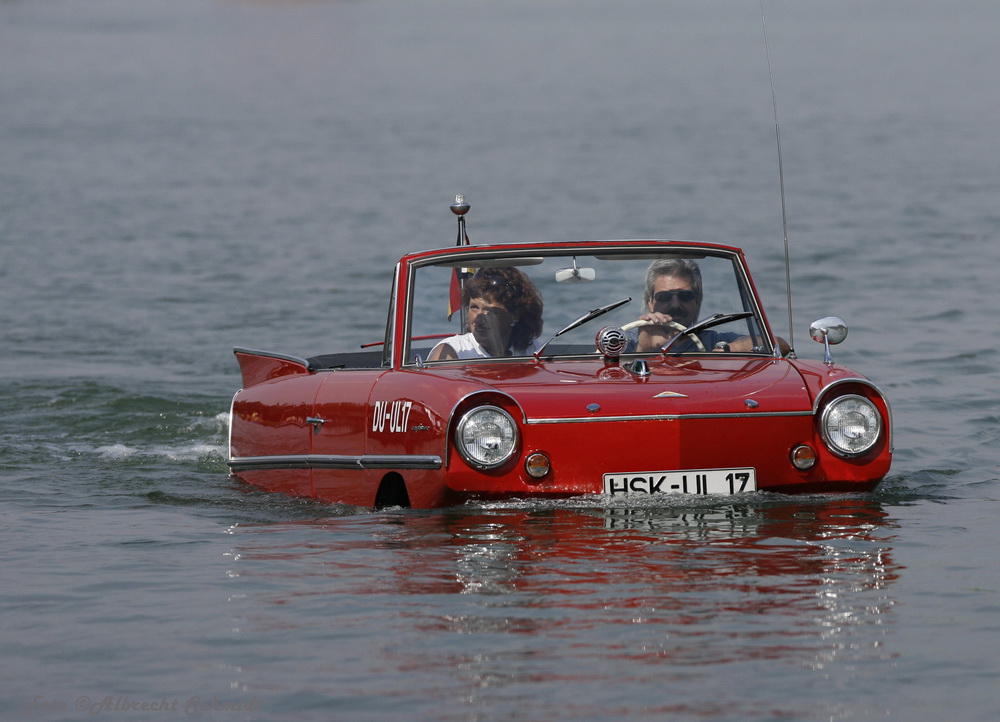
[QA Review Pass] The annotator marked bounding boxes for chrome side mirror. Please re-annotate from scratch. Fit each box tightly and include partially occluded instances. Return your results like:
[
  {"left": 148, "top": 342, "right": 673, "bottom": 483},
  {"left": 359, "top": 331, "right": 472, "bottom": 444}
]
[{"left": 809, "top": 316, "right": 848, "bottom": 365}]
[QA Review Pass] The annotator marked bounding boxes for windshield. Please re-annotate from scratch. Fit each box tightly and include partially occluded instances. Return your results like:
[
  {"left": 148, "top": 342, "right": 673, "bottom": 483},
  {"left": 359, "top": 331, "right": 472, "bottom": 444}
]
[{"left": 405, "top": 247, "right": 771, "bottom": 364}]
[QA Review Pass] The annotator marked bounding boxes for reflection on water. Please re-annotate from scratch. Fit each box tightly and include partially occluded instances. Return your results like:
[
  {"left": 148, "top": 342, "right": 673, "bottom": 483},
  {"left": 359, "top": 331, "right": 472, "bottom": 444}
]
[{"left": 225, "top": 498, "right": 898, "bottom": 716}]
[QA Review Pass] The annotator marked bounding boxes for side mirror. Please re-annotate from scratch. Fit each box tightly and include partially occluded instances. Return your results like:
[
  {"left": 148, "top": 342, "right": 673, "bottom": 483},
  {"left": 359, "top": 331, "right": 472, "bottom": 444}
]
[{"left": 809, "top": 316, "right": 848, "bottom": 365}]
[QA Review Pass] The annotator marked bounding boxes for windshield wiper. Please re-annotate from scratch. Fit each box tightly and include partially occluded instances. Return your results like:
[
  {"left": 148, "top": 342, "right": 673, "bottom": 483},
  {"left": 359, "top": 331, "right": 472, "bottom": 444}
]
[
  {"left": 534, "top": 297, "right": 631, "bottom": 358},
  {"left": 661, "top": 312, "right": 754, "bottom": 354}
]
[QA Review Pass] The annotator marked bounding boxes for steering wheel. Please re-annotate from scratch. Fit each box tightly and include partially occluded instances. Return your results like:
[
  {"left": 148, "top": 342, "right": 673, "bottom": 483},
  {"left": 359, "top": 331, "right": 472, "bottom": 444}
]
[{"left": 621, "top": 319, "right": 707, "bottom": 352}]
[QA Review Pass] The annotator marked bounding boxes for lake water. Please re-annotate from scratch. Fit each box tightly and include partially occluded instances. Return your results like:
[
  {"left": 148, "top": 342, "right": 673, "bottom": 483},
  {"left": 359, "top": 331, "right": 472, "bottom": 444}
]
[{"left": 3, "top": 1, "right": 1000, "bottom": 720}]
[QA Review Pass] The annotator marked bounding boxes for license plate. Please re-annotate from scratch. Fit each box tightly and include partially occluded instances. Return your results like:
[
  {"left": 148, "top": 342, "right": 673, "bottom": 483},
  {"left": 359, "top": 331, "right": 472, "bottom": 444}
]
[{"left": 603, "top": 468, "right": 756, "bottom": 496}]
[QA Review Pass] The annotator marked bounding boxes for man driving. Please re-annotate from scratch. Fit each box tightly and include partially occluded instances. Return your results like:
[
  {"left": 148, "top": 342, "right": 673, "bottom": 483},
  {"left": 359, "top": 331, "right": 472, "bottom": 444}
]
[{"left": 627, "top": 258, "right": 769, "bottom": 354}]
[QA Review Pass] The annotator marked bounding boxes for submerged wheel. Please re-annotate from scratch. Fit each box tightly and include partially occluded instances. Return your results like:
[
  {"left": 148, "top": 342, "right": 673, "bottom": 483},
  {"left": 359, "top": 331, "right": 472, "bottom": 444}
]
[{"left": 373, "top": 474, "right": 411, "bottom": 510}]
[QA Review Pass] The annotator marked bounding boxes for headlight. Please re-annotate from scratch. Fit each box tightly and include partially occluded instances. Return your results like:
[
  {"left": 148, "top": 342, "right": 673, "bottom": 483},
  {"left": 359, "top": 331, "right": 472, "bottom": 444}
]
[
  {"left": 455, "top": 406, "right": 518, "bottom": 469},
  {"left": 820, "top": 394, "right": 882, "bottom": 457}
]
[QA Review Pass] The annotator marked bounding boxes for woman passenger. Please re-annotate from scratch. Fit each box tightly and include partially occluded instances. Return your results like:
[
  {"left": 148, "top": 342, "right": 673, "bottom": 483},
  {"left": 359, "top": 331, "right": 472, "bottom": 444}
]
[{"left": 428, "top": 267, "right": 544, "bottom": 360}]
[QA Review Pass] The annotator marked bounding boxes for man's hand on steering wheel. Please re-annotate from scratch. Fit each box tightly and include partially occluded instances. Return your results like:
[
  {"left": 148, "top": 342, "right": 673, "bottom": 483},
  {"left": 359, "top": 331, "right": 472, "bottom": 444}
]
[{"left": 623, "top": 313, "right": 697, "bottom": 353}]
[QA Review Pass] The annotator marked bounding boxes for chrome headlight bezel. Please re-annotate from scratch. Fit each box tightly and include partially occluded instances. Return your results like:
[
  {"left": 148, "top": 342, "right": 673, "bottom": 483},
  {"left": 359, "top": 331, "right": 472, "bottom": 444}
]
[
  {"left": 455, "top": 405, "right": 519, "bottom": 470},
  {"left": 819, "top": 394, "right": 882, "bottom": 457}
]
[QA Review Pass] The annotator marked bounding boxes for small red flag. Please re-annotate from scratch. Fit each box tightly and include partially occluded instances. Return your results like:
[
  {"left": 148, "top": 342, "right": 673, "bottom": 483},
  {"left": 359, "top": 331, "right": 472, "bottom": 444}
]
[
  {"left": 447, "top": 233, "right": 471, "bottom": 320},
  {"left": 447, "top": 268, "right": 462, "bottom": 320}
]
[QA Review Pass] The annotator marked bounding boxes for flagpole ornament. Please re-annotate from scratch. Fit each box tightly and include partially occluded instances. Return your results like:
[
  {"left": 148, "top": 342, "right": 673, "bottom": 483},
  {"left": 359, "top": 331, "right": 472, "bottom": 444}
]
[
  {"left": 450, "top": 194, "right": 470, "bottom": 249},
  {"left": 450, "top": 194, "right": 470, "bottom": 216},
  {"left": 447, "top": 195, "right": 473, "bottom": 332}
]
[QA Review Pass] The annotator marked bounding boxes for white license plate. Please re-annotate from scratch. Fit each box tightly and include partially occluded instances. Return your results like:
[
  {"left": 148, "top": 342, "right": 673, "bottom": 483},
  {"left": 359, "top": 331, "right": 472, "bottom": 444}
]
[{"left": 603, "top": 468, "right": 756, "bottom": 496}]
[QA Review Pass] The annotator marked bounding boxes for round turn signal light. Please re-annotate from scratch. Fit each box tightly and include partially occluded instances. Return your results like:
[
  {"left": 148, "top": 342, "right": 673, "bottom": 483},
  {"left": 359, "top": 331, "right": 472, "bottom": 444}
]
[
  {"left": 524, "top": 453, "right": 551, "bottom": 480},
  {"left": 790, "top": 444, "right": 817, "bottom": 470}
]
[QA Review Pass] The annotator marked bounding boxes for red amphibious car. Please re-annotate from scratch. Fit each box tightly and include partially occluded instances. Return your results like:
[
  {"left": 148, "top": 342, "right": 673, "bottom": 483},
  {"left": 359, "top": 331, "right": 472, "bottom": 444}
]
[{"left": 228, "top": 210, "right": 891, "bottom": 509}]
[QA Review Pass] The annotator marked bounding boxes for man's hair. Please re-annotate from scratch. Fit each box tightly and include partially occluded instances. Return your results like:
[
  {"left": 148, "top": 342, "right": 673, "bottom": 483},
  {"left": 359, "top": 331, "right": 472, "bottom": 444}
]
[{"left": 643, "top": 259, "right": 703, "bottom": 308}]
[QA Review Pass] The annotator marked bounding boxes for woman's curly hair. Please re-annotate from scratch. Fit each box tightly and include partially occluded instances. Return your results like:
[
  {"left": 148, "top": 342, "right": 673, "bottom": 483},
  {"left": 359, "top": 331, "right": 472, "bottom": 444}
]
[{"left": 463, "top": 267, "right": 544, "bottom": 350}]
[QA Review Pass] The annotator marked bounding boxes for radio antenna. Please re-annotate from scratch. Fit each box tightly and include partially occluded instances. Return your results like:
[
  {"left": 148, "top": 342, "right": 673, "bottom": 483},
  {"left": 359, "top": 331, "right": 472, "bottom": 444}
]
[{"left": 760, "top": 1, "right": 795, "bottom": 358}]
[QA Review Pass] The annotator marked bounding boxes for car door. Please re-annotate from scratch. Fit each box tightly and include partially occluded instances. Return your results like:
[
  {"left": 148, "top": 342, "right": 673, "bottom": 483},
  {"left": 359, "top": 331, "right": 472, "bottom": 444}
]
[{"left": 309, "top": 369, "right": 386, "bottom": 505}]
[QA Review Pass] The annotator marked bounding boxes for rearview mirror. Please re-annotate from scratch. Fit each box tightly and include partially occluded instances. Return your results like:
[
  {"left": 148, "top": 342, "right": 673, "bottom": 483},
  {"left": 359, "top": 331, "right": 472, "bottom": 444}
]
[{"left": 555, "top": 259, "right": 596, "bottom": 283}]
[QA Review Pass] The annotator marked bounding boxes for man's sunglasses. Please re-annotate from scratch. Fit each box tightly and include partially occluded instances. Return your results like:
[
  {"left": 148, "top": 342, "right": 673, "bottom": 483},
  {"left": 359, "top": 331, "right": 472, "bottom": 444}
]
[{"left": 653, "top": 290, "right": 697, "bottom": 304}]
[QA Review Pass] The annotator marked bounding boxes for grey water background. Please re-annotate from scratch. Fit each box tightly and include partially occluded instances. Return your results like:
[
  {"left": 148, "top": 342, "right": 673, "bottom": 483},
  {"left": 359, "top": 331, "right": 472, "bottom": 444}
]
[{"left": 2, "top": 0, "right": 999, "bottom": 719}]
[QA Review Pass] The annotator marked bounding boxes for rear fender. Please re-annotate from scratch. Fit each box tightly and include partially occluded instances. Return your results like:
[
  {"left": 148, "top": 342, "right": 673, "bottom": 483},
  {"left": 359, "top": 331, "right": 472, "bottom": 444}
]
[{"left": 234, "top": 347, "right": 312, "bottom": 388}]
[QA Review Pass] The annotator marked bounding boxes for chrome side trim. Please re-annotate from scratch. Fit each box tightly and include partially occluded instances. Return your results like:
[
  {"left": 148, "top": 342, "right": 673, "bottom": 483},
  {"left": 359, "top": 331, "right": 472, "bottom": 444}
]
[
  {"left": 526, "top": 411, "right": 812, "bottom": 424},
  {"left": 228, "top": 454, "right": 442, "bottom": 472}
]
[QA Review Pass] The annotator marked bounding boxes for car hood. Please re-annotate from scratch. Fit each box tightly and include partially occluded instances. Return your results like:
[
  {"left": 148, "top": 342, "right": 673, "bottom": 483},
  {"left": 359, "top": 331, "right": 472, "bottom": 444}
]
[{"left": 427, "top": 357, "right": 810, "bottom": 420}]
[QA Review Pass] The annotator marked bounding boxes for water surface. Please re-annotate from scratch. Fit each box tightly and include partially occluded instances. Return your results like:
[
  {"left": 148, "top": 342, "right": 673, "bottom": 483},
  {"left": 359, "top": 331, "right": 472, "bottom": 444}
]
[{"left": 2, "top": 1, "right": 999, "bottom": 720}]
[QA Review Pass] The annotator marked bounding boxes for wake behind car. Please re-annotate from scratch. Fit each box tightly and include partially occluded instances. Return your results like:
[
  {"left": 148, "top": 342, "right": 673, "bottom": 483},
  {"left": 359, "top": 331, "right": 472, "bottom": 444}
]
[{"left": 228, "top": 204, "right": 891, "bottom": 509}]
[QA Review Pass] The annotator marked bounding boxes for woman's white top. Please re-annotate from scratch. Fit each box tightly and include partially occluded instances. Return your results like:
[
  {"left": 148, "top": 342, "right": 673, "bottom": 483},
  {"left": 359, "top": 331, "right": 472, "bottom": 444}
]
[{"left": 431, "top": 332, "right": 543, "bottom": 359}]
